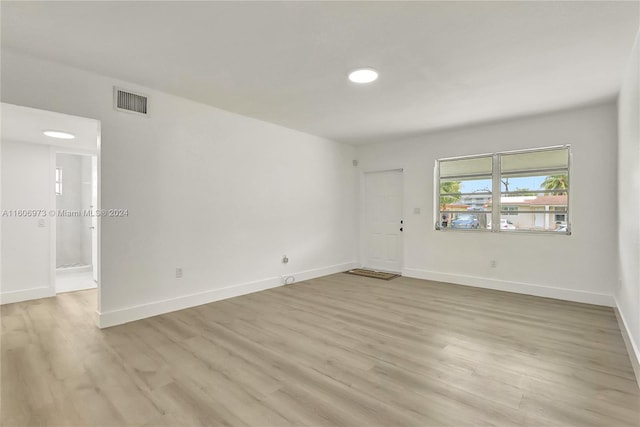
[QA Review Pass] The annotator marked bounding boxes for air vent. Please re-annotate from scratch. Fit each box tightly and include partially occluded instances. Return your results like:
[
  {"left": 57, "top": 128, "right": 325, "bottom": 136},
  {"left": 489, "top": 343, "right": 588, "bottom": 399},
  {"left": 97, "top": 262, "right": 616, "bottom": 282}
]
[{"left": 114, "top": 87, "right": 148, "bottom": 116}]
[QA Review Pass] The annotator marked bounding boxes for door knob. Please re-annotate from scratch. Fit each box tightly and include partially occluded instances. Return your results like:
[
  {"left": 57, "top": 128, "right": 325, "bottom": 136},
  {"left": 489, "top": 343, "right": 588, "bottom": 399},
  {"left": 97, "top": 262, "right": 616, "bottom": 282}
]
[{"left": 400, "top": 227, "right": 403, "bottom": 232}]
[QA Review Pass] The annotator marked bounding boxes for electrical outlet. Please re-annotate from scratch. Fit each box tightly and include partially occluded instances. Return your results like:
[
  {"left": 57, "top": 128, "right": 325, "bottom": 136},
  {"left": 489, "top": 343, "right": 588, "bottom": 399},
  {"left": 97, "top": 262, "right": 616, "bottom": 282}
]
[
  {"left": 490, "top": 260, "right": 497, "bottom": 268},
  {"left": 282, "top": 255, "right": 289, "bottom": 264},
  {"left": 282, "top": 276, "right": 295, "bottom": 285},
  {"left": 176, "top": 268, "right": 183, "bottom": 278}
]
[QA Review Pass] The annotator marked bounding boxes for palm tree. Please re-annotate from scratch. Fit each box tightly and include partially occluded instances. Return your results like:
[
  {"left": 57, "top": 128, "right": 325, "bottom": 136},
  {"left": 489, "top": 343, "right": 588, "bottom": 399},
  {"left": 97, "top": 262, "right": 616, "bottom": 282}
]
[
  {"left": 541, "top": 174, "right": 568, "bottom": 195},
  {"left": 439, "top": 181, "right": 461, "bottom": 209}
]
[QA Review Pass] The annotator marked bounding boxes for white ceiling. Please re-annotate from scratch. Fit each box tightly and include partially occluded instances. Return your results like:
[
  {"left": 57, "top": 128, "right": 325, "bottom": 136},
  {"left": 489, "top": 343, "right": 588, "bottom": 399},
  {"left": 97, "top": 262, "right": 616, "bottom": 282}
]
[
  {"left": 1, "top": 103, "right": 99, "bottom": 152},
  {"left": 2, "top": 1, "right": 638, "bottom": 145}
]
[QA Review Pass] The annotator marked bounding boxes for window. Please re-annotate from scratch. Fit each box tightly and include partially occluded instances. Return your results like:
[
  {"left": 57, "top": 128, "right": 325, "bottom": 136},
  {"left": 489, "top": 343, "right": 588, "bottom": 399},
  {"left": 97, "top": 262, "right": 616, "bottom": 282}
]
[
  {"left": 436, "top": 146, "right": 570, "bottom": 234},
  {"left": 55, "top": 168, "right": 62, "bottom": 195},
  {"left": 554, "top": 207, "right": 567, "bottom": 223},
  {"left": 503, "top": 206, "right": 518, "bottom": 216},
  {"left": 438, "top": 154, "right": 492, "bottom": 230}
]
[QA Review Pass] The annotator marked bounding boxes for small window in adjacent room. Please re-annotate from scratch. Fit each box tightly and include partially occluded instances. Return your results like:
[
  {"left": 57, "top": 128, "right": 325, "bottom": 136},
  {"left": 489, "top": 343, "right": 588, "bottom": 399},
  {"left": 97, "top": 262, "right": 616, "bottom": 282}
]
[
  {"left": 55, "top": 168, "right": 63, "bottom": 195},
  {"left": 436, "top": 146, "right": 571, "bottom": 234}
]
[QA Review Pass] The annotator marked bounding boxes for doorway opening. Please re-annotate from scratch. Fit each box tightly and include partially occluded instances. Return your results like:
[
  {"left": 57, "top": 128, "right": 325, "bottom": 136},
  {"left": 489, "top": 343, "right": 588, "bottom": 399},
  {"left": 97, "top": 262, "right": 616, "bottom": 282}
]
[
  {"left": 0, "top": 102, "right": 101, "bottom": 319},
  {"left": 55, "top": 153, "right": 98, "bottom": 293}
]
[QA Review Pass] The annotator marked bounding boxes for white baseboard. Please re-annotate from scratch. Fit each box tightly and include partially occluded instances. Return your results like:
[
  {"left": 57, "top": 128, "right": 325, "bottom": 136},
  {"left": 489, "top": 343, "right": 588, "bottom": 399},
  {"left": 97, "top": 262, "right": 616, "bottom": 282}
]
[
  {"left": 56, "top": 269, "right": 96, "bottom": 294},
  {"left": 285, "top": 261, "right": 359, "bottom": 284},
  {"left": 0, "top": 286, "right": 56, "bottom": 305},
  {"left": 403, "top": 268, "right": 615, "bottom": 307},
  {"left": 97, "top": 261, "right": 358, "bottom": 328},
  {"left": 614, "top": 299, "right": 640, "bottom": 389},
  {"left": 56, "top": 281, "right": 97, "bottom": 294},
  {"left": 57, "top": 265, "right": 92, "bottom": 274}
]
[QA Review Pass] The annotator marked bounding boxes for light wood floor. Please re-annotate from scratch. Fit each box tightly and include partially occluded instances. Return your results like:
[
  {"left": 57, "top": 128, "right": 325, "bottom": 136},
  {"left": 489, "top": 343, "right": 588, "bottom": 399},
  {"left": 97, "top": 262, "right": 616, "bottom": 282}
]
[{"left": 2, "top": 274, "right": 639, "bottom": 426}]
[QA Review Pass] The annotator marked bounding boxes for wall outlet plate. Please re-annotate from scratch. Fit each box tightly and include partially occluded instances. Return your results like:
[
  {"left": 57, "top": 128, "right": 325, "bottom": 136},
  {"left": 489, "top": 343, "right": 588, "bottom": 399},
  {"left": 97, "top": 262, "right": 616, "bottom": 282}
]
[{"left": 176, "top": 267, "right": 183, "bottom": 278}]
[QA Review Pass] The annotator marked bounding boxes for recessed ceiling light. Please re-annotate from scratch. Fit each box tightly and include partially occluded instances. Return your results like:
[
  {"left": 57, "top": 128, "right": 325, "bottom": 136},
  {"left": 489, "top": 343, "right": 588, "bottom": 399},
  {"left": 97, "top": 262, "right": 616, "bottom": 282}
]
[
  {"left": 43, "top": 130, "right": 75, "bottom": 139},
  {"left": 348, "top": 68, "right": 378, "bottom": 84}
]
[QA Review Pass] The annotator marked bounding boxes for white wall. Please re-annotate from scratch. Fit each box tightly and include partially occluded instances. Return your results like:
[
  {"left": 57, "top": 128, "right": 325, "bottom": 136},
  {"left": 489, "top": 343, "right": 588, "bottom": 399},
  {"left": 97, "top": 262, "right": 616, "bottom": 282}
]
[
  {"left": 1, "top": 50, "right": 358, "bottom": 326},
  {"left": 56, "top": 153, "right": 92, "bottom": 267},
  {"left": 1, "top": 140, "right": 55, "bottom": 303},
  {"left": 617, "top": 31, "right": 640, "bottom": 380},
  {"left": 357, "top": 102, "right": 618, "bottom": 306}
]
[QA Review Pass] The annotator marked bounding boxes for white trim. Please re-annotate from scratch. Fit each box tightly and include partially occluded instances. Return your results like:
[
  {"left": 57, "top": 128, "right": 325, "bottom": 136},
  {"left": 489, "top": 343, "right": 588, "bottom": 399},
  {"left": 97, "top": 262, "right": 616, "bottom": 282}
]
[
  {"left": 55, "top": 268, "right": 96, "bottom": 294},
  {"left": 614, "top": 298, "right": 640, "bottom": 389},
  {"left": 57, "top": 264, "right": 92, "bottom": 274},
  {"left": 0, "top": 287, "right": 56, "bottom": 305},
  {"left": 403, "top": 267, "right": 615, "bottom": 307},
  {"left": 54, "top": 147, "right": 98, "bottom": 156},
  {"left": 97, "top": 261, "right": 358, "bottom": 328},
  {"left": 56, "top": 281, "right": 97, "bottom": 294},
  {"left": 95, "top": 120, "right": 102, "bottom": 317},
  {"left": 49, "top": 147, "right": 58, "bottom": 299},
  {"left": 283, "top": 261, "right": 359, "bottom": 284}
]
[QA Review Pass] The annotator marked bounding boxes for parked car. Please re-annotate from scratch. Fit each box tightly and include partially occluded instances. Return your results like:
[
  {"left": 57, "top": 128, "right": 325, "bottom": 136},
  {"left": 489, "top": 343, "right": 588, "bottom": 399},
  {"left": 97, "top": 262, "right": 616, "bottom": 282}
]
[
  {"left": 450, "top": 214, "right": 480, "bottom": 229},
  {"left": 487, "top": 219, "right": 516, "bottom": 230}
]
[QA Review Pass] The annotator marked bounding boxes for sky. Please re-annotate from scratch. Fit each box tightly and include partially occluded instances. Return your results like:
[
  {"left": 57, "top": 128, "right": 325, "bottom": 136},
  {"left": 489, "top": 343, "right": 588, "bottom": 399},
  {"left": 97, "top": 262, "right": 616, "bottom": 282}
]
[{"left": 461, "top": 176, "right": 546, "bottom": 193}]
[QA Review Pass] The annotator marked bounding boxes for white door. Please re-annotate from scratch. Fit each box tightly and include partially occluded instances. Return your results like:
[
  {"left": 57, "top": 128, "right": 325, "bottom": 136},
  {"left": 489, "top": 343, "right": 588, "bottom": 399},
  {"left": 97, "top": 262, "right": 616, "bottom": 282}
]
[
  {"left": 363, "top": 170, "right": 403, "bottom": 272},
  {"left": 91, "top": 156, "right": 98, "bottom": 282},
  {"left": 534, "top": 211, "right": 545, "bottom": 229}
]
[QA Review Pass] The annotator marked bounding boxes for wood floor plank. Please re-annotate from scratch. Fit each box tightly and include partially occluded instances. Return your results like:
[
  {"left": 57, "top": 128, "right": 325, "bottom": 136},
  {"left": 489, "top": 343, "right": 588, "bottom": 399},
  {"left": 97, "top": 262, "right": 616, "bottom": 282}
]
[{"left": 2, "top": 273, "right": 639, "bottom": 426}]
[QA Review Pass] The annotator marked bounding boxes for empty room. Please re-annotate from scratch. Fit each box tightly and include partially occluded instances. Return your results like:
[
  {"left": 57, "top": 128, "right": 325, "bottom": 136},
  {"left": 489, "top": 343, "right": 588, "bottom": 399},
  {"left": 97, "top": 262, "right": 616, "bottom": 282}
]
[{"left": 1, "top": 1, "right": 639, "bottom": 426}]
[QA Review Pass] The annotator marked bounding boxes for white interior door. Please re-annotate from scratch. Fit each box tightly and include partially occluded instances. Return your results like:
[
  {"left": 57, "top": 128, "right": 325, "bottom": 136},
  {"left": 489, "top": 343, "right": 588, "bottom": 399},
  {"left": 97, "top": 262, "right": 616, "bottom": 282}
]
[{"left": 363, "top": 170, "right": 403, "bottom": 272}]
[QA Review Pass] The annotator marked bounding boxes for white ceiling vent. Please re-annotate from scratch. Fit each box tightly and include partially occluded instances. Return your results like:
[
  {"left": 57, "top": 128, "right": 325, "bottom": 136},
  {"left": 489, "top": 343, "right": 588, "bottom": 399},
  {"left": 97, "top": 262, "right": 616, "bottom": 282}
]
[{"left": 114, "top": 87, "right": 148, "bottom": 116}]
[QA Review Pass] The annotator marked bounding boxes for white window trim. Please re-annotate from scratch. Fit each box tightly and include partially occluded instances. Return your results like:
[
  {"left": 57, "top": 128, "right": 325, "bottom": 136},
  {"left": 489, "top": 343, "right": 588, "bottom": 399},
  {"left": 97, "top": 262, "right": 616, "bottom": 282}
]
[{"left": 435, "top": 145, "right": 571, "bottom": 235}]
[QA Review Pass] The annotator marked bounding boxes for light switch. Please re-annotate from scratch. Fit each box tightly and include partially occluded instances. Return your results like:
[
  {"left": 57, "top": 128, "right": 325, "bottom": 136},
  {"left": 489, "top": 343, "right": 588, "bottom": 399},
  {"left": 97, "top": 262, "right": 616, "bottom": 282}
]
[{"left": 414, "top": 208, "right": 421, "bottom": 214}]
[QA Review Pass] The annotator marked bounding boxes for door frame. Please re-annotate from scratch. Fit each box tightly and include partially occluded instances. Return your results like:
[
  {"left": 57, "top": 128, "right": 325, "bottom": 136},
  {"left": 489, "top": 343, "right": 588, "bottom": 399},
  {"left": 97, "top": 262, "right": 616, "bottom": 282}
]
[
  {"left": 359, "top": 168, "right": 405, "bottom": 273},
  {"left": 50, "top": 132, "right": 101, "bottom": 319}
]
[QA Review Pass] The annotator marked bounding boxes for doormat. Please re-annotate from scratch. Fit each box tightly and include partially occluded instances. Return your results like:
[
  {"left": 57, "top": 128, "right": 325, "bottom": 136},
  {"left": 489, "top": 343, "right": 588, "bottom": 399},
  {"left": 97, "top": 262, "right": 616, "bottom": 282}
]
[{"left": 344, "top": 269, "right": 400, "bottom": 281}]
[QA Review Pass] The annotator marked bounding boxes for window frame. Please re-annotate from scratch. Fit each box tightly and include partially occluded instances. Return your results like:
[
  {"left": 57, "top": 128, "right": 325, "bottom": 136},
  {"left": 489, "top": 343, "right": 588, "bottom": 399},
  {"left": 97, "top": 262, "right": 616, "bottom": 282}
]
[{"left": 435, "top": 145, "right": 571, "bottom": 235}]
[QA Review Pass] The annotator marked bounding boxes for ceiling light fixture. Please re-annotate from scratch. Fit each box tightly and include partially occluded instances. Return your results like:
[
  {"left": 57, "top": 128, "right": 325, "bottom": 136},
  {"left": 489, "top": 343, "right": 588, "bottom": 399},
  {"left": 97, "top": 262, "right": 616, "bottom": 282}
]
[
  {"left": 348, "top": 68, "right": 378, "bottom": 84},
  {"left": 43, "top": 130, "right": 75, "bottom": 139}
]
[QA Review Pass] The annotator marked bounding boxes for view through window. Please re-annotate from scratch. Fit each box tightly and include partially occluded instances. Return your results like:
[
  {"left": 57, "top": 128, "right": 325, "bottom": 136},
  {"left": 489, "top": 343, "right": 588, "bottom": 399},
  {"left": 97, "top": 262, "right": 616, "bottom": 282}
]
[{"left": 437, "top": 146, "right": 570, "bottom": 233}]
